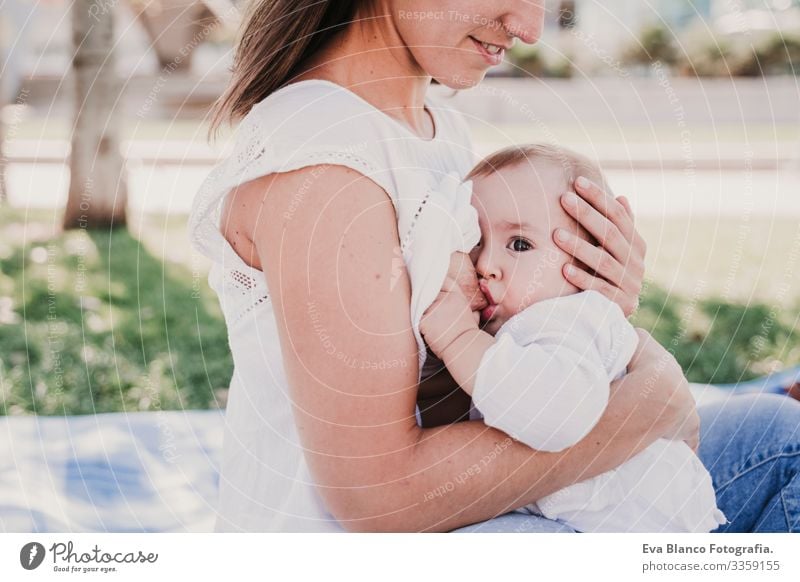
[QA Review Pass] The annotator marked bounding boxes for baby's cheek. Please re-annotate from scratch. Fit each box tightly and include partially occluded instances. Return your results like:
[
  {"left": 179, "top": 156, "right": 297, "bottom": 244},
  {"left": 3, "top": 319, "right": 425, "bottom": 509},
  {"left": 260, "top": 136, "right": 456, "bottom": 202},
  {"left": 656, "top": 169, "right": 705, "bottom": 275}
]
[{"left": 521, "top": 251, "right": 576, "bottom": 304}]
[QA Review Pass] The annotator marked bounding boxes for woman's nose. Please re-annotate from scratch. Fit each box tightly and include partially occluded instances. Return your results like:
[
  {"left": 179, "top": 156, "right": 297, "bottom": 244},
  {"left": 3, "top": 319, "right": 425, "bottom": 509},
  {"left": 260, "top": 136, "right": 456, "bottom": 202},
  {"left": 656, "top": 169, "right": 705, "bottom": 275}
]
[{"left": 502, "top": 1, "right": 545, "bottom": 45}]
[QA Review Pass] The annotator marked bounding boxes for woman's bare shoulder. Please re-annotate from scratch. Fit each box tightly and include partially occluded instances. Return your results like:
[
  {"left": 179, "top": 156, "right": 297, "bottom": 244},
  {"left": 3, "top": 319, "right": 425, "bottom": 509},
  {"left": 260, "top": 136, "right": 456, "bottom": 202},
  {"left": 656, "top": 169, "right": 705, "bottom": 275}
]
[{"left": 224, "top": 164, "right": 396, "bottom": 272}]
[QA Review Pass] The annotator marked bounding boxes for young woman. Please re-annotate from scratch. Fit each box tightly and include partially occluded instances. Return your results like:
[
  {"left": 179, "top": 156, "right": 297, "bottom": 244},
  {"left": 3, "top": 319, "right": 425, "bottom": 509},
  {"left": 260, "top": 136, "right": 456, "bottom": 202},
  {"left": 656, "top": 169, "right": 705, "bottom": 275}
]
[{"left": 188, "top": 0, "right": 800, "bottom": 532}]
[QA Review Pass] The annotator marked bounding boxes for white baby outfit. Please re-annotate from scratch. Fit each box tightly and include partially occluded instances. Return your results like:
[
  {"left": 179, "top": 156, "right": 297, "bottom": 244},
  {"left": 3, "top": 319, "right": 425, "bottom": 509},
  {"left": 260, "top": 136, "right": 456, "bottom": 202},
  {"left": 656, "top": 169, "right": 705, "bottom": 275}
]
[
  {"left": 187, "top": 79, "right": 480, "bottom": 531},
  {"left": 472, "top": 290, "right": 727, "bottom": 532}
]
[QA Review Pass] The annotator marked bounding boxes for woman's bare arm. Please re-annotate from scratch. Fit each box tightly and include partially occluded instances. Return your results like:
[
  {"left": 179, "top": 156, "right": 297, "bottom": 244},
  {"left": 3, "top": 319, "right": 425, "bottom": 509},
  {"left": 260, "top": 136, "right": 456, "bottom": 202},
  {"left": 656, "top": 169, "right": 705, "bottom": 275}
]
[{"left": 241, "top": 165, "right": 693, "bottom": 532}]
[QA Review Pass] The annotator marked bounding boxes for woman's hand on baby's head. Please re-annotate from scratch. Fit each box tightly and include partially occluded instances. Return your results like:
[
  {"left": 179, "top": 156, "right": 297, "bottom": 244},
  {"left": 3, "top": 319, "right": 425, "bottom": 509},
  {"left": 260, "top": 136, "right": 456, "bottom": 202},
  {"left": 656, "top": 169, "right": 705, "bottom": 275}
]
[{"left": 554, "top": 177, "right": 646, "bottom": 317}]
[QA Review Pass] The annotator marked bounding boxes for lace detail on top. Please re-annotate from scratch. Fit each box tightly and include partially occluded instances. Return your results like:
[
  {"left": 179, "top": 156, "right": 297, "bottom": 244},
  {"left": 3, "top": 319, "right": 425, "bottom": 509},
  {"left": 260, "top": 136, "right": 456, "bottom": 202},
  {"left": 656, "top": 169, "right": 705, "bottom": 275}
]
[
  {"left": 188, "top": 78, "right": 478, "bottom": 373},
  {"left": 189, "top": 149, "right": 379, "bottom": 279},
  {"left": 400, "top": 190, "right": 431, "bottom": 254},
  {"left": 229, "top": 269, "right": 259, "bottom": 292}
]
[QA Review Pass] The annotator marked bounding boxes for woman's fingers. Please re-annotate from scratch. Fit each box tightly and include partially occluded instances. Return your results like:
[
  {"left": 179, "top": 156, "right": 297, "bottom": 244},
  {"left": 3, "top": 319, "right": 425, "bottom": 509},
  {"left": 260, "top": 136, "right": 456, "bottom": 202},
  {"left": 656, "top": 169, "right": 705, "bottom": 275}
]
[
  {"left": 572, "top": 177, "right": 635, "bottom": 242},
  {"left": 557, "top": 177, "right": 647, "bottom": 317},
  {"left": 562, "top": 262, "right": 637, "bottom": 314},
  {"left": 555, "top": 232, "right": 643, "bottom": 316},
  {"left": 555, "top": 228, "right": 625, "bottom": 287},
  {"left": 568, "top": 178, "right": 648, "bottom": 267},
  {"left": 617, "top": 195, "right": 634, "bottom": 219},
  {"left": 561, "top": 192, "right": 632, "bottom": 267}
]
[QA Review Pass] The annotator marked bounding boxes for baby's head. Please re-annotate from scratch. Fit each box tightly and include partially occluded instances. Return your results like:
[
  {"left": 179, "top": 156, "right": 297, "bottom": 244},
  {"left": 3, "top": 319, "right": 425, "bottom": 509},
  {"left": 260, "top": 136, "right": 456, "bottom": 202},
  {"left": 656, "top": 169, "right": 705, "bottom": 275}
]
[{"left": 467, "top": 143, "right": 607, "bottom": 335}]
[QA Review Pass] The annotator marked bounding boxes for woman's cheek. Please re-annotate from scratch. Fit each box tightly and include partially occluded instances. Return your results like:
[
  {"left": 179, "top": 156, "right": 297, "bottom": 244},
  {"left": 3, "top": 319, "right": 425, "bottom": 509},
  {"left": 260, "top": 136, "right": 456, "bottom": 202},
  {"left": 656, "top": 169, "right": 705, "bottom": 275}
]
[
  {"left": 415, "top": 43, "right": 487, "bottom": 88},
  {"left": 395, "top": 18, "right": 487, "bottom": 86}
]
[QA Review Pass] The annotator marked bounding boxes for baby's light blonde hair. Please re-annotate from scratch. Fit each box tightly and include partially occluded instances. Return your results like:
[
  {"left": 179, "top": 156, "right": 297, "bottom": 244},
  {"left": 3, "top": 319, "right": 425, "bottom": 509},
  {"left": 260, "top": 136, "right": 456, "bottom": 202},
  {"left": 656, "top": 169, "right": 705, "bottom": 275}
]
[
  {"left": 467, "top": 143, "right": 609, "bottom": 246},
  {"left": 466, "top": 143, "right": 609, "bottom": 193}
]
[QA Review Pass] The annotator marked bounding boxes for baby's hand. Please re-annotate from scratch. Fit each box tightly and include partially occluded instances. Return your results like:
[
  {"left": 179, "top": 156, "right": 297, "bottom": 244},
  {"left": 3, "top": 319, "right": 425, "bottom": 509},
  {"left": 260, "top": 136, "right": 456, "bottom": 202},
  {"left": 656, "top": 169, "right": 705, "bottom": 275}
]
[
  {"left": 421, "top": 252, "right": 484, "bottom": 360},
  {"left": 441, "top": 251, "right": 488, "bottom": 313},
  {"left": 420, "top": 285, "right": 479, "bottom": 360}
]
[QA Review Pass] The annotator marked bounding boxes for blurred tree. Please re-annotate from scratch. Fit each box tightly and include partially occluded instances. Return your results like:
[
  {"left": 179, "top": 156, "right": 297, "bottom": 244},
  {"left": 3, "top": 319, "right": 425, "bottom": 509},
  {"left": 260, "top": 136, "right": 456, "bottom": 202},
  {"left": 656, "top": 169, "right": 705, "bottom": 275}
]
[
  {"left": 127, "top": 0, "right": 239, "bottom": 71},
  {"left": 64, "top": 0, "right": 128, "bottom": 230},
  {"left": 508, "top": 45, "right": 573, "bottom": 78},
  {"left": 755, "top": 33, "right": 800, "bottom": 75},
  {"left": 0, "top": 73, "right": 5, "bottom": 204},
  {"left": 623, "top": 24, "right": 678, "bottom": 67},
  {"left": 0, "top": 112, "right": 6, "bottom": 205}
]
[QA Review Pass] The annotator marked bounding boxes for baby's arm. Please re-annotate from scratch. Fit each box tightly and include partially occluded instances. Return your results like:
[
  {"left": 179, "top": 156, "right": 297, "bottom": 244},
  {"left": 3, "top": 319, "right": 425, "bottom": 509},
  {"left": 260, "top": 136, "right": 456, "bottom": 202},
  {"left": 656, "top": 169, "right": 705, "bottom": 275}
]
[
  {"left": 466, "top": 331, "right": 612, "bottom": 452},
  {"left": 416, "top": 251, "right": 486, "bottom": 426},
  {"left": 418, "top": 267, "right": 494, "bottom": 396},
  {"left": 422, "top": 290, "right": 637, "bottom": 452}
]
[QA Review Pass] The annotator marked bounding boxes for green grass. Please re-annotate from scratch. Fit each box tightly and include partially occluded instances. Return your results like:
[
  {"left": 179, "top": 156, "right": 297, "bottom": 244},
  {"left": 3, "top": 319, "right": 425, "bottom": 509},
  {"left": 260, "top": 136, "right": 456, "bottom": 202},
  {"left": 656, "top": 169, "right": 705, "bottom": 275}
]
[
  {"left": 632, "top": 215, "right": 800, "bottom": 383},
  {"left": 0, "top": 207, "right": 798, "bottom": 415},
  {"left": 0, "top": 207, "right": 232, "bottom": 415}
]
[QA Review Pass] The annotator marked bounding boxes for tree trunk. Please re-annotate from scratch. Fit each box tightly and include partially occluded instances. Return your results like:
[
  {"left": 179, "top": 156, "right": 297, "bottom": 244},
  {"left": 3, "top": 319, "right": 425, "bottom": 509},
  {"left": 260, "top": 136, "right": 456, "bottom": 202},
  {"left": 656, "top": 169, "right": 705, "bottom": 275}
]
[
  {"left": 64, "top": 0, "right": 127, "bottom": 230},
  {"left": 0, "top": 106, "right": 6, "bottom": 206},
  {"left": 0, "top": 71, "right": 6, "bottom": 205}
]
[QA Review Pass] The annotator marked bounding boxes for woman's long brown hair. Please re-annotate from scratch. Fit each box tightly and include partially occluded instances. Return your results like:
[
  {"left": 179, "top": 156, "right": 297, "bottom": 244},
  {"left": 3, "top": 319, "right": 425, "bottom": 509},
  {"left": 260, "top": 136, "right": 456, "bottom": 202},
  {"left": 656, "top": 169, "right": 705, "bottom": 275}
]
[{"left": 208, "top": 0, "right": 367, "bottom": 139}]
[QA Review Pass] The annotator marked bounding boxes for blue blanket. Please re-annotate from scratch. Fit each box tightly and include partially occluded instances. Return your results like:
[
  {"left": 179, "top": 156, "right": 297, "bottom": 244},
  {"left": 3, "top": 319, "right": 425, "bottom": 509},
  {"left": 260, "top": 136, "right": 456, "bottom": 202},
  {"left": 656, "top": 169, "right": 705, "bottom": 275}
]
[
  {"left": 1, "top": 367, "right": 798, "bottom": 533},
  {"left": 0, "top": 410, "right": 224, "bottom": 532}
]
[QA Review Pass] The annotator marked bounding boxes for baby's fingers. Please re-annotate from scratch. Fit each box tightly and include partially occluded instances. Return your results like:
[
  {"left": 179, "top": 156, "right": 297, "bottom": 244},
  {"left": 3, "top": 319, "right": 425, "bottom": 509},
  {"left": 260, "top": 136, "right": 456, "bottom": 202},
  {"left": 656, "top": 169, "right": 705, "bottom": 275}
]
[{"left": 445, "top": 251, "right": 488, "bottom": 312}]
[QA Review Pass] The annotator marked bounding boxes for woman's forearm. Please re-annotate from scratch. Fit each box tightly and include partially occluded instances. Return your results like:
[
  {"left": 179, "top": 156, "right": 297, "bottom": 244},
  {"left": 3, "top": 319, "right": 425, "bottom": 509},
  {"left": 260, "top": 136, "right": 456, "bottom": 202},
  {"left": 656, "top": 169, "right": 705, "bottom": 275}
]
[{"left": 343, "top": 393, "right": 659, "bottom": 532}]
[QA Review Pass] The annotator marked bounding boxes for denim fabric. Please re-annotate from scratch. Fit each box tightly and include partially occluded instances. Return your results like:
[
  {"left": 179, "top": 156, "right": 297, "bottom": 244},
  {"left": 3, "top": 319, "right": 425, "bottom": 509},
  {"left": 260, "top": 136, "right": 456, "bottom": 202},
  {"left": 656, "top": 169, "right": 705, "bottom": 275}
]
[
  {"left": 699, "top": 394, "right": 800, "bottom": 532},
  {"left": 453, "top": 394, "right": 800, "bottom": 533}
]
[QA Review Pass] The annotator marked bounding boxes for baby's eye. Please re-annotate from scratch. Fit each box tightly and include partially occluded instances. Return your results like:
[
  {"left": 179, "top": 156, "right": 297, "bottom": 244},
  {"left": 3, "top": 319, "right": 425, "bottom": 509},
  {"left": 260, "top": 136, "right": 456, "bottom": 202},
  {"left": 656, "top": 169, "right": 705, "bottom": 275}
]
[{"left": 508, "top": 237, "right": 532, "bottom": 252}]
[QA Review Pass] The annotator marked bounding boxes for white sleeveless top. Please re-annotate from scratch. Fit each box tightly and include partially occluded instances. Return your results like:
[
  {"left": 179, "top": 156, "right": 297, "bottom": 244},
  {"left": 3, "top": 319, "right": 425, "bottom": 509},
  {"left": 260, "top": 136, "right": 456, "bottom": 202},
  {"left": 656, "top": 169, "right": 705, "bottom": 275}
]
[{"left": 187, "top": 79, "right": 480, "bottom": 532}]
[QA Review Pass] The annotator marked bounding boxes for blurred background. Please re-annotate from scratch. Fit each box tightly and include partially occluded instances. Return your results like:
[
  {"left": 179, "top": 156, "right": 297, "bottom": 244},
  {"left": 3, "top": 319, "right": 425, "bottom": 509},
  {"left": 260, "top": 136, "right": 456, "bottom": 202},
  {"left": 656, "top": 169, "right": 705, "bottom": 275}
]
[{"left": 1, "top": 0, "right": 799, "bottom": 416}]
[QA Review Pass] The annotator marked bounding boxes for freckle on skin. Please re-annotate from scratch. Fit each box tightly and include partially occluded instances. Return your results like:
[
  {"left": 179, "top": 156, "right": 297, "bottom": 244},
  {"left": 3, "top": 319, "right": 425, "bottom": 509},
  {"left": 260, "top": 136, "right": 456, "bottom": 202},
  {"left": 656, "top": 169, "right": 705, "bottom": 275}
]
[{"left": 375, "top": 274, "right": 381, "bottom": 279}]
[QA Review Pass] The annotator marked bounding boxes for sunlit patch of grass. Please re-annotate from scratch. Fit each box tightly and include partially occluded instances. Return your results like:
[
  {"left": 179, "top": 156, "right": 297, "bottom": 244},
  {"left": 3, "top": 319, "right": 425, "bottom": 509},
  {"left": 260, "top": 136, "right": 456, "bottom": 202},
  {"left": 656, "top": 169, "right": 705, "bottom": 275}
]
[
  {"left": 1, "top": 207, "right": 798, "bottom": 414},
  {"left": 632, "top": 285, "right": 800, "bottom": 384},
  {"left": 0, "top": 207, "right": 232, "bottom": 415}
]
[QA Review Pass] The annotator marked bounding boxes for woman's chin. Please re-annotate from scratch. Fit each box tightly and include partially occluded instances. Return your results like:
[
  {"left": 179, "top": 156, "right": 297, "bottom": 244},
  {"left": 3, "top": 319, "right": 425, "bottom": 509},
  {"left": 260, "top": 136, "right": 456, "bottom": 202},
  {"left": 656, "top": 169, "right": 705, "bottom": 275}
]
[{"left": 434, "top": 69, "right": 486, "bottom": 90}]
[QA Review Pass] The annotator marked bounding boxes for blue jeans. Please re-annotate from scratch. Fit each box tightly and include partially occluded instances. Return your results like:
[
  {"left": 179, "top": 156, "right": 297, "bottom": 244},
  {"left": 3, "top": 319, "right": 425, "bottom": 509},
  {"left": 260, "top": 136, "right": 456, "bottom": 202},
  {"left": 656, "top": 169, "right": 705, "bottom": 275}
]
[{"left": 453, "top": 394, "right": 800, "bottom": 533}]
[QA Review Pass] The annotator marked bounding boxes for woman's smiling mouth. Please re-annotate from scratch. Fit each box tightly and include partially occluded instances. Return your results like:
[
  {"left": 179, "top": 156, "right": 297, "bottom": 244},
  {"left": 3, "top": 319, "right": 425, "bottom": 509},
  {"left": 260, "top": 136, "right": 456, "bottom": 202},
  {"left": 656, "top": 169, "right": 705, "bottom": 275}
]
[{"left": 469, "top": 36, "right": 506, "bottom": 65}]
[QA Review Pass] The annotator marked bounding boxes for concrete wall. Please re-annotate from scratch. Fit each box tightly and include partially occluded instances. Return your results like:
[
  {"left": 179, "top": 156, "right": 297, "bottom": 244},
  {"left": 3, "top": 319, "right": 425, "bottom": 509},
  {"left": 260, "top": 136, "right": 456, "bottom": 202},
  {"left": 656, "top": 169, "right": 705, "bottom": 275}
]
[{"left": 442, "top": 77, "right": 800, "bottom": 127}]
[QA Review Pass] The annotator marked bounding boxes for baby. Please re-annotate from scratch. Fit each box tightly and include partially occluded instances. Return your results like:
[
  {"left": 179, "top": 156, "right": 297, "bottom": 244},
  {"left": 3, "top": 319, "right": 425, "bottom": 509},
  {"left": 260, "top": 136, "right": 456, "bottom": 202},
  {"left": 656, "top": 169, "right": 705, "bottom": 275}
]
[{"left": 419, "top": 143, "right": 727, "bottom": 533}]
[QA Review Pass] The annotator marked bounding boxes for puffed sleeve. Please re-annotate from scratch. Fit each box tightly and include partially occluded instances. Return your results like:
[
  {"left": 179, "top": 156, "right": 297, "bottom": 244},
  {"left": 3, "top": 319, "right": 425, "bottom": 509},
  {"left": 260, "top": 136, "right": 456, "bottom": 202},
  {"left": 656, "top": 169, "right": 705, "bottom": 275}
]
[{"left": 472, "top": 291, "right": 639, "bottom": 452}]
